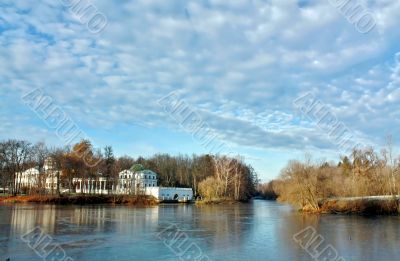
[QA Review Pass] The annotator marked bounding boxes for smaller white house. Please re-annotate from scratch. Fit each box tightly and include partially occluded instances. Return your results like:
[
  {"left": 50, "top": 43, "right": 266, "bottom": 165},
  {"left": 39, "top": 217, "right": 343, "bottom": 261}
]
[
  {"left": 146, "top": 187, "right": 193, "bottom": 202},
  {"left": 116, "top": 165, "right": 158, "bottom": 194}
]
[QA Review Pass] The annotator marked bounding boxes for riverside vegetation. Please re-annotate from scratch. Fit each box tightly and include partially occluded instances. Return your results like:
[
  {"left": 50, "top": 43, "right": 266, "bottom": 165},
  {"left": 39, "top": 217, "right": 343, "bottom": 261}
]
[{"left": 258, "top": 142, "right": 400, "bottom": 215}]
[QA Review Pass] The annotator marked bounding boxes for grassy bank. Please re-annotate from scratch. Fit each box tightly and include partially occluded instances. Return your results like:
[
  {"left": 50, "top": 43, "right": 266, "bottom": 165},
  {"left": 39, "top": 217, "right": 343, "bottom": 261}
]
[
  {"left": 300, "top": 196, "right": 400, "bottom": 215},
  {"left": 0, "top": 194, "right": 158, "bottom": 206}
]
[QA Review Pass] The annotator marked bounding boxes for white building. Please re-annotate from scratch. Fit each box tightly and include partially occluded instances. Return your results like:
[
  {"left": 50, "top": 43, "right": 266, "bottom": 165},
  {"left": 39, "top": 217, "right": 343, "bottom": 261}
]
[
  {"left": 116, "top": 165, "right": 157, "bottom": 194},
  {"left": 15, "top": 158, "right": 59, "bottom": 192},
  {"left": 116, "top": 164, "right": 193, "bottom": 202},
  {"left": 15, "top": 168, "right": 40, "bottom": 188},
  {"left": 146, "top": 187, "right": 193, "bottom": 202}
]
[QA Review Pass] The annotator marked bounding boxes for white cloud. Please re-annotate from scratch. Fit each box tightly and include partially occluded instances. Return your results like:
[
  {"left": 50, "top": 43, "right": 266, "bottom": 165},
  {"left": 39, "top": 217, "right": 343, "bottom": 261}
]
[{"left": 0, "top": 0, "right": 399, "bottom": 164}]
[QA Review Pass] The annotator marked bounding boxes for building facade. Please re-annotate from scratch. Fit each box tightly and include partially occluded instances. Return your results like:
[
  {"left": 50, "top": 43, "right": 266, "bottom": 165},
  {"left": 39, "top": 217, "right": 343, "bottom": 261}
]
[
  {"left": 15, "top": 157, "right": 59, "bottom": 192},
  {"left": 73, "top": 176, "right": 109, "bottom": 195},
  {"left": 145, "top": 187, "right": 193, "bottom": 202},
  {"left": 116, "top": 166, "right": 158, "bottom": 194}
]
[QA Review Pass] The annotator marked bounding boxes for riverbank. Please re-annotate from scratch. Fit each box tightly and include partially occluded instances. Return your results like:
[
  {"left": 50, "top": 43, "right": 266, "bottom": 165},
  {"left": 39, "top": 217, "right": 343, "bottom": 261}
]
[
  {"left": 301, "top": 196, "right": 400, "bottom": 215},
  {"left": 0, "top": 195, "right": 158, "bottom": 206}
]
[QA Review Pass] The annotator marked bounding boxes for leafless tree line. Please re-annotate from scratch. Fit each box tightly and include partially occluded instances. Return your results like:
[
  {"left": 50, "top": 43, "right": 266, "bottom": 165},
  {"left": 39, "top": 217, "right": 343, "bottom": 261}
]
[{"left": 258, "top": 141, "right": 400, "bottom": 211}]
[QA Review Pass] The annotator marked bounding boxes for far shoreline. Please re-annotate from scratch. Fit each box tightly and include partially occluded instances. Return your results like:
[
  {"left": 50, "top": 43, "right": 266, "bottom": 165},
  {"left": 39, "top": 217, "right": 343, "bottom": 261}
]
[
  {"left": 0, "top": 194, "right": 159, "bottom": 206},
  {"left": 0, "top": 194, "right": 255, "bottom": 206},
  {"left": 274, "top": 196, "right": 400, "bottom": 216}
]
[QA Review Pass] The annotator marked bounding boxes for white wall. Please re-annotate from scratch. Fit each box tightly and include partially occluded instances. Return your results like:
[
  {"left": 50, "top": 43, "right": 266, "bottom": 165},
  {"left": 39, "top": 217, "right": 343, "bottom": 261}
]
[{"left": 146, "top": 187, "right": 193, "bottom": 202}]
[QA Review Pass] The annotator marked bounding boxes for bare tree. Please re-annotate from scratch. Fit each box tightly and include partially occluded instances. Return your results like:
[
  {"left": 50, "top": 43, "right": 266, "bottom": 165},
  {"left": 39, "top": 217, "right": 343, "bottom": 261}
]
[
  {"left": 32, "top": 142, "right": 49, "bottom": 194},
  {"left": 1, "top": 140, "right": 33, "bottom": 195},
  {"left": 0, "top": 142, "right": 8, "bottom": 194},
  {"left": 102, "top": 146, "right": 116, "bottom": 194}
]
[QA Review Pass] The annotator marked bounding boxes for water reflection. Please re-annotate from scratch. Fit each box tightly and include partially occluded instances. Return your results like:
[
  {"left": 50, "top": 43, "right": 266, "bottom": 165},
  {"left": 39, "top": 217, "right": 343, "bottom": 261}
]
[
  {"left": 9, "top": 205, "right": 57, "bottom": 235},
  {"left": 1, "top": 201, "right": 400, "bottom": 260},
  {"left": 276, "top": 203, "right": 400, "bottom": 261}
]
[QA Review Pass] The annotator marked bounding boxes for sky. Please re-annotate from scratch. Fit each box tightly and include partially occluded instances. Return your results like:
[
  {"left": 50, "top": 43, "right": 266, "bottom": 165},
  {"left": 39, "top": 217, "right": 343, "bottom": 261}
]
[{"left": 0, "top": 0, "right": 400, "bottom": 181}]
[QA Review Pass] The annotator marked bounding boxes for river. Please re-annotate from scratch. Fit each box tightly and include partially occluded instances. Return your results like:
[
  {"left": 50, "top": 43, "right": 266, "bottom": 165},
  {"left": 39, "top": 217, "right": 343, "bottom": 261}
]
[{"left": 1, "top": 200, "right": 399, "bottom": 260}]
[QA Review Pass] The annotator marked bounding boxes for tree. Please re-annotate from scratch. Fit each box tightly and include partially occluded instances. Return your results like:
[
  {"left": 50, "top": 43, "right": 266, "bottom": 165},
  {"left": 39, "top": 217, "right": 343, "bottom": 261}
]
[
  {"left": 278, "top": 159, "right": 320, "bottom": 211},
  {"left": 192, "top": 155, "right": 214, "bottom": 196},
  {"left": 102, "top": 146, "right": 116, "bottom": 193},
  {"left": 213, "top": 155, "right": 233, "bottom": 197},
  {"left": 69, "top": 140, "right": 101, "bottom": 194},
  {"left": 0, "top": 142, "right": 8, "bottom": 194},
  {"left": 49, "top": 147, "right": 68, "bottom": 195},
  {"left": 32, "top": 142, "right": 49, "bottom": 194},
  {"left": 116, "top": 156, "right": 135, "bottom": 172},
  {"left": 198, "top": 176, "right": 224, "bottom": 200},
  {"left": 3, "top": 140, "right": 33, "bottom": 195},
  {"left": 338, "top": 156, "right": 352, "bottom": 175}
]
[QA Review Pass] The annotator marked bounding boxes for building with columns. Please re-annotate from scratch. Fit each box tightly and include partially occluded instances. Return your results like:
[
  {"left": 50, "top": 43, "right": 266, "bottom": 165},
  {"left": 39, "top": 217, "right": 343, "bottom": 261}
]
[
  {"left": 15, "top": 157, "right": 59, "bottom": 192},
  {"left": 16, "top": 161, "right": 193, "bottom": 202},
  {"left": 74, "top": 164, "right": 193, "bottom": 202},
  {"left": 116, "top": 165, "right": 158, "bottom": 194},
  {"left": 73, "top": 176, "right": 110, "bottom": 194}
]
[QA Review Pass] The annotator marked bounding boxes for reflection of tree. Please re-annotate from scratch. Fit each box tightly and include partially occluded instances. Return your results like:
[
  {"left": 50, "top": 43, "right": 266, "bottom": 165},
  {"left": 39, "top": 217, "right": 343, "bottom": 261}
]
[
  {"left": 275, "top": 207, "right": 322, "bottom": 260},
  {"left": 278, "top": 205, "right": 400, "bottom": 260},
  {"left": 331, "top": 216, "right": 400, "bottom": 260}
]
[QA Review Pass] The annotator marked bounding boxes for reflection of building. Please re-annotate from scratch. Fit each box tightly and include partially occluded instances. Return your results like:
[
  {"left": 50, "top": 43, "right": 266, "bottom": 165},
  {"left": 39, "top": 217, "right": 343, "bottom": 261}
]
[
  {"left": 10, "top": 205, "right": 57, "bottom": 236},
  {"left": 15, "top": 157, "right": 59, "bottom": 192}
]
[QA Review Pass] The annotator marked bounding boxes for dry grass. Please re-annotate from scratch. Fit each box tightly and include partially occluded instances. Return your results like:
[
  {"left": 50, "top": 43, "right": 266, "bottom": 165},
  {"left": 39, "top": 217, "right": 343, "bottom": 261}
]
[
  {"left": 109, "top": 195, "right": 158, "bottom": 206},
  {"left": 318, "top": 198, "right": 400, "bottom": 215}
]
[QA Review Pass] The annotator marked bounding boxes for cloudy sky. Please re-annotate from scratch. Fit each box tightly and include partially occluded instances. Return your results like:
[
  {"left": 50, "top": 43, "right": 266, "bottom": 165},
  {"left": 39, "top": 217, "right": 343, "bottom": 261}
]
[{"left": 1, "top": 0, "right": 399, "bottom": 180}]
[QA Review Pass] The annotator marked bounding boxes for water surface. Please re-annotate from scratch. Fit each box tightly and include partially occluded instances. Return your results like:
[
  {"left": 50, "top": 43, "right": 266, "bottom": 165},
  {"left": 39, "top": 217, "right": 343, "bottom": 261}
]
[{"left": 1, "top": 200, "right": 399, "bottom": 260}]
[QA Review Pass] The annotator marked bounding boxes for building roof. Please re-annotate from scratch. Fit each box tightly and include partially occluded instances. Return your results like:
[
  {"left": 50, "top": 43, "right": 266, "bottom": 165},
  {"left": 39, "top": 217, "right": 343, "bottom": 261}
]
[{"left": 130, "top": 164, "right": 145, "bottom": 172}]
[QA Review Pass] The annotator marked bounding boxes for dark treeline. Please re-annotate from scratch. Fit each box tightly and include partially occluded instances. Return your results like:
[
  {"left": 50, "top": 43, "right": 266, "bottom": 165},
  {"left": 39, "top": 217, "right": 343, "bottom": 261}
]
[
  {"left": 0, "top": 139, "right": 258, "bottom": 201},
  {"left": 258, "top": 143, "right": 400, "bottom": 211}
]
